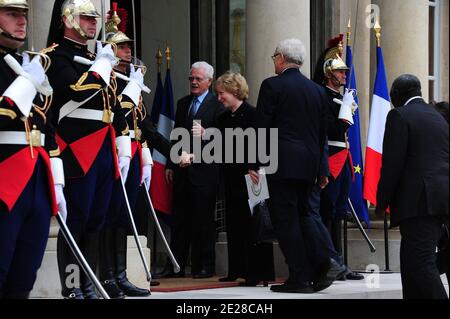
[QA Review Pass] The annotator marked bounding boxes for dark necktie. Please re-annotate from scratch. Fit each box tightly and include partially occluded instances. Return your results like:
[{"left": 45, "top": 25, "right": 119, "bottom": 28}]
[{"left": 188, "top": 97, "right": 199, "bottom": 122}]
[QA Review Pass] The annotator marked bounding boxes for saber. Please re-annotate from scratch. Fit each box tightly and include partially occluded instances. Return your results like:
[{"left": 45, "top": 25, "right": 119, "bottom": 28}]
[
  {"left": 100, "top": 0, "right": 106, "bottom": 42},
  {"left": 118, "top": 171, "right": 152, "bottom": 285},
  {"left": 347, "top": 198, "right": 376, "bottom": 253},
  {"left": 131, "top": 0, "right": 137, "bottom": 58},
  {"left": 73, "top": 56, "right": 151, "bottom": 94},
  {"left": 56, "top": 213, "right": 110, "bottom": 299},
  {"left": 143, "top": 182, "right": 180, "bottom": 273},
  {"left": 28, "top": 0, "right": 34, "bottom": 51}
]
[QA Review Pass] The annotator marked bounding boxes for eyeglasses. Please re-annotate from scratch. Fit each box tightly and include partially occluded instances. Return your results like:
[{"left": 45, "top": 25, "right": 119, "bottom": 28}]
[
  {"left": 271, "top": 53, "right": 281, "bottom": 60},
  {"left": 188, "top": 76, "right": 207, "bottom": 82}
]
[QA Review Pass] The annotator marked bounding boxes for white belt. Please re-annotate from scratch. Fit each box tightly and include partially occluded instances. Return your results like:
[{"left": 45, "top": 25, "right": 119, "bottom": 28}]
[
  {"left": 328, "top": 140, "right": 347, "bottom": 148},
  {"left": 129, "top": 130, "right": 135, "bottom": 139},
  {"left": 66, "top": 108, "right": 114, "bottom": 122},
  {"left": 0, "top": 131, "right": 45, "bottom": 146}
]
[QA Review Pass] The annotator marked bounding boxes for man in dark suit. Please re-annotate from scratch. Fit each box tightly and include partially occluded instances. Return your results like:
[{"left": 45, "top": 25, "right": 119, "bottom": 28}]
[
  {"left": 158, "top": 61, "right": 225, "bottom": 279},
  {"left": 250, "top": 38, "right": 343, "bottom": 293},
  {"left": 376, "top": 74, "right": 449, "bottom": 299}
]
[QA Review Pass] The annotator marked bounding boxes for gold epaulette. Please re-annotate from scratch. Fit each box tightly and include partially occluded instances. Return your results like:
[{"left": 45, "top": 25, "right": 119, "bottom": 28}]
[{"left": 70, "top": 72, "right": 102, "bottom": 91}]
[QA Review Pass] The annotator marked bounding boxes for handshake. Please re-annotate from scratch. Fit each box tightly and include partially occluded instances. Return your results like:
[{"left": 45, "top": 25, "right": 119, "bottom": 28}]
[
  {"left": 179, "top": 151, "right": 195, "bottom": 168},
  {"left": 165, "top": 151, "right": 194, "bottom": 183}
]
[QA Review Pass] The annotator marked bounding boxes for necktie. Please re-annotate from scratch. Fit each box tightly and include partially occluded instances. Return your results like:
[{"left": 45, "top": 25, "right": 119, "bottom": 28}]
[{"left": 188, "top": 98, "right": 199, "bottom": 121}]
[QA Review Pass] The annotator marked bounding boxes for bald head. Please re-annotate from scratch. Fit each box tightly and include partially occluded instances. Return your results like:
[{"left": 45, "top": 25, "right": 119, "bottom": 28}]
[{"left": 390, "top": 74, "right": 422, "bottom": 108}]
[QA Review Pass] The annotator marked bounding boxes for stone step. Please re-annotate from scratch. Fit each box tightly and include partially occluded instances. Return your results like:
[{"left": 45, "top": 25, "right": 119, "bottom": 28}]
[{"left": 30, "top": 220, "right": 151, "bottom": 299}]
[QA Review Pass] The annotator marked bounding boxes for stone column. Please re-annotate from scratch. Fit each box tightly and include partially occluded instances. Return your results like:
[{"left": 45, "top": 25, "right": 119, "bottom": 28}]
[
  {"left": 339, "top": 0, "right": 372, "bottom": 150},
  {"left": 245, "top": 0, "right": 310, "bottom": 104},
  {"left": 440, "top": 0, "right": 449, "bottom": 101},
  {"left": 374, "top": 0, "right": 429, "bottom": 101}
]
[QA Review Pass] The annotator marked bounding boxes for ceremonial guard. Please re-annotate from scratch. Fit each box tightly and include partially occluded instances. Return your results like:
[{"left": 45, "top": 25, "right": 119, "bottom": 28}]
[
  {"left": 46, "top": 0, "right": 131, "bottom": 299},
  {"left": 313, "top": 36, "right": 363, "bottom": 280},
  {"left": 97, "top": 6, "right": 165, "bottom": 298},
  {"left": 0, "top": 0, "right": 67, "bottom": 299}
]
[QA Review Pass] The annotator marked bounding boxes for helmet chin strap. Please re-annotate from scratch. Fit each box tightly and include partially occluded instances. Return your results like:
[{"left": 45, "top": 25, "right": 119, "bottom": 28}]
[
  {"left": 64, "top": 13, "right": 89, "bottom": 39},
  {"left": 328, "top": 71, "right": 344, "bottom": 88},
  {"left": 0, "top": 27, "right": 26, "bottom": 43}
]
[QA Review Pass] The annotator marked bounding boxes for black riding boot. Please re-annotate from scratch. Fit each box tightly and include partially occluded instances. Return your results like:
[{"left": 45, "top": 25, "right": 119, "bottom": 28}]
[
  {"left": 99, "top": 228, "right": 125, "bottom": 299},
  {"left": 115, "top": 228, "right": 151, "bottom": 296},
  {"left": 80, "top": 232, "right": 100, "bottom": 299},
  {"left": 331, "top": 219, "right": 343, "bottom": 255},
  {"left": 57, "top": 230, "right": 84, "bottom": 299}
]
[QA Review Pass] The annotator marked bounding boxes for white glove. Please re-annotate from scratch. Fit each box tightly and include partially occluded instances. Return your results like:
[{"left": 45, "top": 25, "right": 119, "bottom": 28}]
[
  {"left": 55, "top": 184, "right": 67, "bottom": 222},
  {"left": 129, "top": 65, "right": 144, "bottom": 87},
  {"left": 118, "top": 156, "right": 130, "bottom": 182},
  {"left": 342, "top": 89, "right": 355, "bottom": 107},
  {"left": 89, "top": 41, "right": 117, "bottom": 84},
  {"left": 121, "top": 65, "right": 145, "bottom": 105},
  {"left": 141, "top": 164, "right": 152, "bottom": 191},
  {"left": 22, "top": 53, "right": 46, "bottom": 86},
  {"left": 95, "top": 41, "right": 117, "bottom": 67},
  {"left": 338, "top": 88, "right": 355, "bottom": 125}
]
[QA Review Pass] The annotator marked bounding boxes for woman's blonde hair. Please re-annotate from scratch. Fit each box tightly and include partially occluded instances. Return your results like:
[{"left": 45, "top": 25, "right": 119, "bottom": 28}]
[{"left": 215, "top": 71, "right": 249, "bottom": 100}]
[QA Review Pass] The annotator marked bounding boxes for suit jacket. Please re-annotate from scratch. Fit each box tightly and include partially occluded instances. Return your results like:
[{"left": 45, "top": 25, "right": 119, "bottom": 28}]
[
  {"left": 376, "top": 98, "right": 449, "bottom": 226},
  {"left": 168, "top": 91, "right": 225, "bottom": 186},
  {"left": 217, "top": 101, "right": 256, "bottom": 198},
  {"left": 255, "top": 67, "right": 328, "bottom": 182}
]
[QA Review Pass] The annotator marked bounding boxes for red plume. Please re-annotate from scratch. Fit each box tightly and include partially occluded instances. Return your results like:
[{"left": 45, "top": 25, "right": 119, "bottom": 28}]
[
  {"left": 327, "top": 34, "right": 344, "bottom": 49},
  {"left": 116, "top": 8, "right": 129, "bottom": 33},
  {"left": 107, "top": 4, "right": 129, "bottom": 33}
]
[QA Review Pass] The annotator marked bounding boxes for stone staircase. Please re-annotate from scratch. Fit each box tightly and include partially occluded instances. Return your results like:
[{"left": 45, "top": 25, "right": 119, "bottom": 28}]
[
  {"left": 30, "top": 218, "right": 151, "bottom": 299},
  {"left": 215, "top": 213, "right": 401, "bottom": 278},
  {"left": 30, "top": 211, "right": 399, "bottom": 298}
]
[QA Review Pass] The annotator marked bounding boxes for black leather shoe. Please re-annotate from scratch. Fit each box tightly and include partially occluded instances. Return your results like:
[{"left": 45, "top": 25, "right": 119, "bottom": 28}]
[
  {"left": 270, "top": 282, "right": 314, "bottom": 293},
  {"left": 103, "top": 279, "right": 126, "bottom": 299},
  {"left": 313, "top": 258, "right": 346, "bottom": 292},
  {"left": 345, "top": 271, "right": 364, "bottom": 280},
  {"left": 218, "top": 276, "right": 238, "bottom": 282},
  {"left": 153, "top": 269, "right": 186, "bottom": 279},
  {"left": 117, "top": 277, "right": 150, "bottom": 297},
  {"left": 192, "top": 269, "right": 214, "bottom": 279}
]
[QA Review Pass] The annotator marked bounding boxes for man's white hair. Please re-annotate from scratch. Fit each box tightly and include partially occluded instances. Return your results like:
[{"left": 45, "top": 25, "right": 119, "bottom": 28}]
[
  {"left": 191, "top": 61, "right": 214, "bottom": 79},
  {"left": 275, "top": 38, "right": 306, "bottom": 66}
]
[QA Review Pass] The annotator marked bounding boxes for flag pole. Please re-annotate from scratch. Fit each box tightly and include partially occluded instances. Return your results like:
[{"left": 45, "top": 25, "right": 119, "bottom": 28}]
[
  {"left": 165, "top": 43, "right": 171, "bottom": 70},
  {"left": 374, "top": 17, "right": 391, "bottom": 272},
  {"left": 156, "top": 47, "right": 163, "bottom": 73}
]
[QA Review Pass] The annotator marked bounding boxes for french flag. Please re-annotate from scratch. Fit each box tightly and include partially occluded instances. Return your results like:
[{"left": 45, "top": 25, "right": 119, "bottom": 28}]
[
  {"left": 363, "top": 46, "right": 391, "bottom": 206},
  {"left": 150, "top": 69, "right": 175, "bottom": 215}
]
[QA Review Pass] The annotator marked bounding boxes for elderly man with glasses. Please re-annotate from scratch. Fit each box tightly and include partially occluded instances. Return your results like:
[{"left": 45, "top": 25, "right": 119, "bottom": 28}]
[{"left": 155, "top": 61, "right": 225, "bottom": 279}]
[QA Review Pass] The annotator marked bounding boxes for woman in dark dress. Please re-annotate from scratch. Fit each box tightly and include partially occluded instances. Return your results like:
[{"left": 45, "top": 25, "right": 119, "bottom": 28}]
[{"left": 215, "top": 72, "right": 275, "bottom": 286}]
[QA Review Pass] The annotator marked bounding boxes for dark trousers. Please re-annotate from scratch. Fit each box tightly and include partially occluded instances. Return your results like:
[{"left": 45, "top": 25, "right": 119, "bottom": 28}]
[
  {"left": 306, "top": 184, "right": 343, "bottom": 265},
  {"left": 399, "top": 216, "right": 448, "bottom": 299},
  {"left": 267, "top": 178, "right": 316, "bottom": 283},
  {"left": 321, "top": 160, "right": 352, "bottom": 222},
  {"left": 224, "top": 174, "right": 274, "bottom": 281},
  {"left": 171, "top": 178, "right": 217, "bottom": 274},
  {"left": 0, "top": 158, "right": 52, "bottom": 296},
  {"left": 105, "top": 152, "right": 141, "bottom": 230},
  {"left": 64, "top": 136, "right": 115, "bottom": 234}
]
